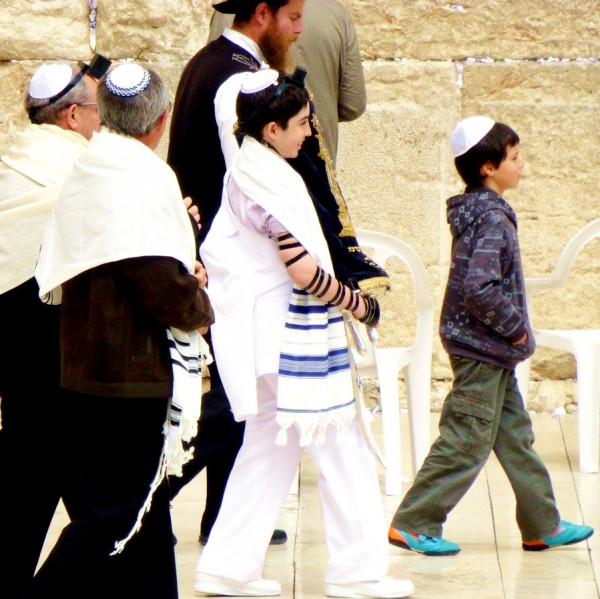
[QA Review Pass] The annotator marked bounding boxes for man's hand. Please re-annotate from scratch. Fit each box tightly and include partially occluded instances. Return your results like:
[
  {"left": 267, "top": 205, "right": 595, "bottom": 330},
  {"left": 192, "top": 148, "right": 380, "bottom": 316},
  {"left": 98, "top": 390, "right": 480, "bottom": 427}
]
[
  {"left": 194, "top": 261, "right": 209, "bottom": 335},
  {"left": 194, "top": 260, "right": 208, "bottom": 289},
  {"left": 183, "top": 196, "right": 200, "bottom": 226}
]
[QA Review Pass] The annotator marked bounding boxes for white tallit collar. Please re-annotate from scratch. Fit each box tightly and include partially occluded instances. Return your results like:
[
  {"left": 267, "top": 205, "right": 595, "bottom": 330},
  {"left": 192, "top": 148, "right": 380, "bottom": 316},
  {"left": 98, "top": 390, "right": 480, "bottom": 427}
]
[
  {"left": 1, "top": 123, "right": 88, "bottom": 187},
  {"left": 35, "top": 128, "right": 196, "bottom": 299},
  {"left": 0, "top": 124, "right": 89, "bottom": 293},
  {"left": 232, "top": 136, "right": 333, "bottom": 272}
]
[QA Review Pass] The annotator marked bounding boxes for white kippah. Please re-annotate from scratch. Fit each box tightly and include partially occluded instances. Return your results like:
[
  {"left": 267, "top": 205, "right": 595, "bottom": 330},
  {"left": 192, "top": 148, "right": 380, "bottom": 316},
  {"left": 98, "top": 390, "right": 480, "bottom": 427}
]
[
  {"left": 240, "top": 69, "right": 279, "bottom": 94},
  {"left": 28, "top": 64, "right": 73, "bottom": 100},
  {"left": 105, "top": 64, "right": 151, "bottom": 97},
  {"left": 450, "top": 116, "right": 495, "bottom": 157}
]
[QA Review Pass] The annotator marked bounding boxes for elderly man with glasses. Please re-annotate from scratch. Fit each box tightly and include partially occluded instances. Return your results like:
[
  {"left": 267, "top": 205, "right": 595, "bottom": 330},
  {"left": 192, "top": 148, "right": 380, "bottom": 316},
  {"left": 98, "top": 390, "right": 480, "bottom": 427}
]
[{"left": 0, "top": 54, "right": 110, "bottom": 599}]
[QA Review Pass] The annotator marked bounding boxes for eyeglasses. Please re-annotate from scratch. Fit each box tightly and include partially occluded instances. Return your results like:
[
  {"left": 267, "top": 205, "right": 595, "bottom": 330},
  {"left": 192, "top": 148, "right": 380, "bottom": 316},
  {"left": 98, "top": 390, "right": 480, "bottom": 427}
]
[{"left": 76, "top": 102, "right": 97, "bottom": 107}]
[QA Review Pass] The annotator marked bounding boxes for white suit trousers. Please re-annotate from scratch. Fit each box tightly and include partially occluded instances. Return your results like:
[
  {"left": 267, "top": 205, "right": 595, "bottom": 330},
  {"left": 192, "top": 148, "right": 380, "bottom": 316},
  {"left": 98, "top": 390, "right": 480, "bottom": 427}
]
[{"left": 196, "top": 374, "right": 390, "bottom": 583}]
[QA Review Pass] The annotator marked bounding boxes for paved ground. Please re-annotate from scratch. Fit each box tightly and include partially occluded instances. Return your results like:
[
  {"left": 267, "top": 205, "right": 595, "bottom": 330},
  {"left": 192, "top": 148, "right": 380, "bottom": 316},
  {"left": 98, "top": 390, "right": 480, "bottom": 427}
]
[{"left": 42, "top": 410, "right": 599, "bottom": 598}]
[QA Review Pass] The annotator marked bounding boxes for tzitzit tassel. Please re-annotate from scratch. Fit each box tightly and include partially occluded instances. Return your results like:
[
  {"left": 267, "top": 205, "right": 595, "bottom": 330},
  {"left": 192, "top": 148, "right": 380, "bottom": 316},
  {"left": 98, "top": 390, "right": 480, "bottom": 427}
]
[{"left": 110, "top": 424, "right": 169, "bottom": 556}]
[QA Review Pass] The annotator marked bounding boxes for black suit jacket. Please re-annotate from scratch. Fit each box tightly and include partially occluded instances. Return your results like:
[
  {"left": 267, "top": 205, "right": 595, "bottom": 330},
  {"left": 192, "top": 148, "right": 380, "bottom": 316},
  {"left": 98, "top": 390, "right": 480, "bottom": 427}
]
[{"left": 167, "top": 37, "right": 260, "bottom": 244}]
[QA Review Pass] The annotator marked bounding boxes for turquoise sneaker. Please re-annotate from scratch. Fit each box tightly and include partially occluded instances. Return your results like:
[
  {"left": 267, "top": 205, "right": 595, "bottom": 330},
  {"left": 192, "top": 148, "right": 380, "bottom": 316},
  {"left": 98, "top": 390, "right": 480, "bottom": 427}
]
[
  {"left": 388, "top": 526, "right": 460, "bottom": 556},
  {"left": 522, "top": 520, "right": 594, "bottom": 551}
]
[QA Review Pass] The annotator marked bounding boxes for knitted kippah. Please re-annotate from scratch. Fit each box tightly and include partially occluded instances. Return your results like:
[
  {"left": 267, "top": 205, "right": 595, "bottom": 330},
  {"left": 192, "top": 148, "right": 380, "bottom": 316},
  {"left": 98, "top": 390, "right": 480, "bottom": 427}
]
[{"left": 105, "top": 64, "right": 151, "bottom": 97}]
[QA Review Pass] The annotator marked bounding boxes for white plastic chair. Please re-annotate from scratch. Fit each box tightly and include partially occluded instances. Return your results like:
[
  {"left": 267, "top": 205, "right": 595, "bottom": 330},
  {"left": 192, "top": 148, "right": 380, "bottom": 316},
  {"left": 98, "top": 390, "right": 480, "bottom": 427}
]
[
  {"left": 516, "top": 218, "right": 600, "bottom": 473},
  {"left": 354, "top": 229, "right": 434, "bottom": 495}
]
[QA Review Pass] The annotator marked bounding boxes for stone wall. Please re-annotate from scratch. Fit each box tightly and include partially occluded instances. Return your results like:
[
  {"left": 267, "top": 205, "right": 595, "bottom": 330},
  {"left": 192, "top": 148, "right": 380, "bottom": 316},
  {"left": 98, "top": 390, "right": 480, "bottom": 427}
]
[{"left": 1, "top": 0, "right": 599, "bottom": 412}]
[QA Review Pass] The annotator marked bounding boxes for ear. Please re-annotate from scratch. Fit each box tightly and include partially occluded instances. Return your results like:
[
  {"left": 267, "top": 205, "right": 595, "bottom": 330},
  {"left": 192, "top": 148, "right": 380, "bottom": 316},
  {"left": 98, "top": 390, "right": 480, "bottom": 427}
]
[
  {"left": 480, "top": 161, "right": 495, "bottom": 178},
  {"left": 254, "top": 2, "right": 270, "bottom": 25},
  {"left": 63, "top": 104, "right": 79, "bottom": 131},
  {"left": 159, "top": 107, "right": 169, "bottom": 126},
  {"left": 155, "top": 108, "right": 169, "bottom": 137},
  {"left": 261, "top": 120, "right": 279, "bottom": 145}
]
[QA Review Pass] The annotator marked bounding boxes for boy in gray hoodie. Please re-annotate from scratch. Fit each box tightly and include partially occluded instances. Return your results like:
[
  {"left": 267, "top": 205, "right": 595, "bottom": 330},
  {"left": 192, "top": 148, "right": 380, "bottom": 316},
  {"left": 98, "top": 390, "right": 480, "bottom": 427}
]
[{"left": 388, "top": 116, "right": 594, "bottom": 556}]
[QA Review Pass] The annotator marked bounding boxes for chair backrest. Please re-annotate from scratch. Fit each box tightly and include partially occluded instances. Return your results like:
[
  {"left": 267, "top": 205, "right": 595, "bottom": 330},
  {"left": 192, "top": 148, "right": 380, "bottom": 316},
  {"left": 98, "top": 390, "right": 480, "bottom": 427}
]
[
  {"left": 524, "top": 218, "right": 600, "bottom": 331},
  {"left": 354, "top": 228, "right": 433, "bottom": 375},
  {"left": 542, "top": 218, "right": 600, "bottom": 287},
  {"left": 356, "top": 229, "right": 431, "bottom": 310}
]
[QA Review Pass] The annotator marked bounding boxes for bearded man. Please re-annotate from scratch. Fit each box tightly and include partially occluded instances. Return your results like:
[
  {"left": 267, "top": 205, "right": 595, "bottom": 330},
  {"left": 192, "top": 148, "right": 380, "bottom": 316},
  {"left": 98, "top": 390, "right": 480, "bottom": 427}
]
[{"left": 168, "top": 0, "right": 302, "bottom": 242}]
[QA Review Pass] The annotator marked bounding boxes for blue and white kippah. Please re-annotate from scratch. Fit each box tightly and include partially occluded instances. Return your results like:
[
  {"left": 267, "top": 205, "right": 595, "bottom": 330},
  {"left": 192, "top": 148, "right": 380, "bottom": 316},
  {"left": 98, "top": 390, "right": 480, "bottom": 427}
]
[{"left": 106, "top": 64, "right": 151, "bottom": 97}]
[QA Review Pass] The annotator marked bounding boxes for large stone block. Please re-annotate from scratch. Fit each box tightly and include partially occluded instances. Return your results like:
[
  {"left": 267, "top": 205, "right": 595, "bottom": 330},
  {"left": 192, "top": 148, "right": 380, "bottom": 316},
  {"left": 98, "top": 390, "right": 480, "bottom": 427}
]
[
  {"left": 524, "top": 379, "right": 576, "bottom": 414},
  {"left": 335, "top": 58, "right": 599, "bottom": 406},
  {"left": 336, "top": 61, "right": 458, "bottom": 389},
  {"left": 337, "top": 60, "right": 461, "bottom": 267},
  {"left": 0, "top": 2, "right": 91, "bottom": 60},
  {"left": 345, "top": 0, "right": 600, "bottom": 60},
  {"left": 95, "top": 1, "right": 209, "bottom": 61},
  {"left": 0, "top": 62, "right": 44, "bottom": 153},
  {"left": 150, "top": 61, "right": 189, "bottom": 160}
]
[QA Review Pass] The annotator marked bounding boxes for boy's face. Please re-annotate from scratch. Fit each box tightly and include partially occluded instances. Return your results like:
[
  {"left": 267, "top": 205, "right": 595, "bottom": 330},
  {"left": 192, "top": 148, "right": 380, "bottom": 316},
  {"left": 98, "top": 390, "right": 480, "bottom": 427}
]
[
  {"left": 482, "top": 143, "right": 524, "bottom": 195},
  {"left": 266, "top": 101, "right": 312, "bottom": 159}
]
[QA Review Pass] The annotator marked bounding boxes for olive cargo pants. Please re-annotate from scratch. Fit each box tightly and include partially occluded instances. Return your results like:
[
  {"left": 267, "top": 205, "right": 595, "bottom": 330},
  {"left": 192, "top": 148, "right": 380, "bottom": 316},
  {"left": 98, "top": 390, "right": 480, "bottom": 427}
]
[{"left": 391, "top": 355, "right": 560, "bottom": 541}]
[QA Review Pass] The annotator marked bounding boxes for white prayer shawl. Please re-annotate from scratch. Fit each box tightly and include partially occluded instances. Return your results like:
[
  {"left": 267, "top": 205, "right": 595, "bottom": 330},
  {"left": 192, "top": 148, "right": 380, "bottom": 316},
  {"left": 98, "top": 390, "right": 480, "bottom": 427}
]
[
  {"left": 34, "top": 128, "right": 208, "bottom": 553},
  {"left": 203, "top": 136, "right": 355, "bottom": 446},
  {"left": 0, "top": 123, "right": 88, "bottom": 294},
  {"left": 36, "top": 128, "right": 196, "bottom": 299}
]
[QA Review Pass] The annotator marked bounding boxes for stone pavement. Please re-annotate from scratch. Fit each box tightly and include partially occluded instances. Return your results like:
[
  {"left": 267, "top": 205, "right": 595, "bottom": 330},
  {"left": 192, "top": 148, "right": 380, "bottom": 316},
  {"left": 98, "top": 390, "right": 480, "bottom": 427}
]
[{"left": 41, "top": 409, "right": 599, "bottom": 598}]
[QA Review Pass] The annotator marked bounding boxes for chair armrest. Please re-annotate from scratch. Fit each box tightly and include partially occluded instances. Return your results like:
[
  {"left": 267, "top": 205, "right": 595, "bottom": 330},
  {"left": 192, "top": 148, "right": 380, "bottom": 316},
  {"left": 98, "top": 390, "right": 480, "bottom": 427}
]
[{"left": 524, "top": 276, "right": 562, "bottom": 291}]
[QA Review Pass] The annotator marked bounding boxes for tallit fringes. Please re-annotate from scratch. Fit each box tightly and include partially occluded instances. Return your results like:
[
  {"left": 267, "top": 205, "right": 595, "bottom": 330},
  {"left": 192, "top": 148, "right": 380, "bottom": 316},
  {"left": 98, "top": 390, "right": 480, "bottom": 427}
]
[
  {"left": 312, "top": 424, "right": 327, "bottom": 447},
  {"left": 199, "top": 334, "right": 214, "bottom": 367},
  {"left": 112, "top": 326, "right": 206, "bottom": 553},
  {"left": 165, "top": 327, "right": 203, "bottom": 476},
  {"left": 165, "top": 447, "right": 195, "bottom": 477},
  {"left": 298, "top": 420, "right": 320, "bottom": 448},
  {"left": 110, "top": 433, "right": 169, "bottom": 556},
  {"left": 275, "top": 426, "right": 289, "bottom": 447}
]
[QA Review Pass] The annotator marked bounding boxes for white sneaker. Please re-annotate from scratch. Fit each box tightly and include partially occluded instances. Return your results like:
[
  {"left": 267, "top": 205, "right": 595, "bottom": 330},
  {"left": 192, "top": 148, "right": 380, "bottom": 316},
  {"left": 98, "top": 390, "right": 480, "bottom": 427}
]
[
  {"left": 194, "top": 572, "right": 281, "bottom": 597},
  {"left": 325, "top": 575, "right": 414, "bottom": 598}
]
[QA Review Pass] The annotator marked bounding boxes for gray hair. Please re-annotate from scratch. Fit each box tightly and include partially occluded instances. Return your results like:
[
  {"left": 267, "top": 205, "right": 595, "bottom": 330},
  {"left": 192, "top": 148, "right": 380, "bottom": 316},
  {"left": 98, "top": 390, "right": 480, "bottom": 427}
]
[
  {"left": 97, "top": 66, "right": 169, "bottom": 136},
  {"left": 25, "top": 64, "right": 89, "bottom": 125}
]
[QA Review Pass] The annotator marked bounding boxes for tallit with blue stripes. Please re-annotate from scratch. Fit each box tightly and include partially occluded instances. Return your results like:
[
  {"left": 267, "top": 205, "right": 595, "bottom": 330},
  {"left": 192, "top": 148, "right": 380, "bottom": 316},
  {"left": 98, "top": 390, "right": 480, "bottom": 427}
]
[
  {"left": 276, "top": 289, "right": 355, "bottom": 447},
  {"left": 229, "top": 135, "right": 357, "bottom": 447},
  {"left": 165, "top": 328, "right": 211, "bottom": 476},
  {"left": 33, "top": 129, "right": 210, "bottom": 555},
  {"left": 111, "top": 327, "right": 211, "bottom": 556}
]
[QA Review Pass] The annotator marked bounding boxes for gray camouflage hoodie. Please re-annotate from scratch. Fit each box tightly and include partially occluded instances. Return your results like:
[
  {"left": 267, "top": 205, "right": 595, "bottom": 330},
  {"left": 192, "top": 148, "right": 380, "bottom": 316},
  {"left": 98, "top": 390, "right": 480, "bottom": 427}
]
[{"left": 439, "top": 187, "right": 535, "bottom": 369}]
